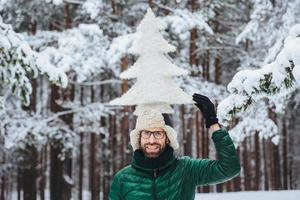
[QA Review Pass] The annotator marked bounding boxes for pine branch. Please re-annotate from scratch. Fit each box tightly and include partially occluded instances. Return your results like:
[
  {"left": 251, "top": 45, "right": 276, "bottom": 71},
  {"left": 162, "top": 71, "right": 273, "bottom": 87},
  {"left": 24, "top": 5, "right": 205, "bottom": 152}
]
[{"left": 218, "top": 24, "right": 300, "bottom": 124}]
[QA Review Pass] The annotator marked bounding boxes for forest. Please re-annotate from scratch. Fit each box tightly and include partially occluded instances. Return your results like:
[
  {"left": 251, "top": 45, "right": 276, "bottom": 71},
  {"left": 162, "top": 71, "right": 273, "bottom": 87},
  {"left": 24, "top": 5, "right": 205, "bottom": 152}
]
[{"left": 0, "top": 0, "right": 300, "bottom": 200}]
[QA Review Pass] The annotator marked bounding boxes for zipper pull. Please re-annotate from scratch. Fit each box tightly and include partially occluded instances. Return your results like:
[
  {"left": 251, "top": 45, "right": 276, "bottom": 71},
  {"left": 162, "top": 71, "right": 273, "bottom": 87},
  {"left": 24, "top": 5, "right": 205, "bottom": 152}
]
[{"left": 154, "top": 170, "right": 157, "bottom": 178}]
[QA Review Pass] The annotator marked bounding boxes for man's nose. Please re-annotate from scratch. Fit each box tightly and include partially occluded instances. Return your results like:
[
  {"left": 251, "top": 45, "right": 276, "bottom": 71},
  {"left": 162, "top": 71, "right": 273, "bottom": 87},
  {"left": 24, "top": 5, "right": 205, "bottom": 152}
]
[{"left": 149, "top": 134, "right": 156, "bottom": 143}]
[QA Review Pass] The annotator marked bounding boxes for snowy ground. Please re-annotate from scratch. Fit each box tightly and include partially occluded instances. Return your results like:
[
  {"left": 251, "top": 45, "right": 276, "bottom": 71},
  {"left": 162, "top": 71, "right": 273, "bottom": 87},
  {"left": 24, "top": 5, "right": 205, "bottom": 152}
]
[
  {"left": 195, "top": 190, "right": 300, "bottom": 200},
  {"left": 10, "top": 190, "right": 300, "bottom": 199}
]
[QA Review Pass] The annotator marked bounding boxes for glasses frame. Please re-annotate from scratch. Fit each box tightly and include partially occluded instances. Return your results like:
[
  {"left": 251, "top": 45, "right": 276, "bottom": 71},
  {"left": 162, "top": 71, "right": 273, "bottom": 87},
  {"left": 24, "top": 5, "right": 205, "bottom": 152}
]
[{"left": 140, "top": 130, "right": 166, "bottom": 139}]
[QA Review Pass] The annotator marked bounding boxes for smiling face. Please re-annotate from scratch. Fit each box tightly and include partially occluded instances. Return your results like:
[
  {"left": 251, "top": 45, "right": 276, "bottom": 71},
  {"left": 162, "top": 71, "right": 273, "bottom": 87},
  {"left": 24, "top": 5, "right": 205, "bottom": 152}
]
[{"left": 140, "top": 127, "right": 169, "bottom": 158}]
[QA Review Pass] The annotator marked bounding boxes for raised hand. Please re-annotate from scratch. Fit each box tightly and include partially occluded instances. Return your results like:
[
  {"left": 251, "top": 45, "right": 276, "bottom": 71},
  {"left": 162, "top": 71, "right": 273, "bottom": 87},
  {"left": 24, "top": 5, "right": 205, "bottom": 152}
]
[{"left": 192, "top": 93, "right": 219, "bottom": 128}]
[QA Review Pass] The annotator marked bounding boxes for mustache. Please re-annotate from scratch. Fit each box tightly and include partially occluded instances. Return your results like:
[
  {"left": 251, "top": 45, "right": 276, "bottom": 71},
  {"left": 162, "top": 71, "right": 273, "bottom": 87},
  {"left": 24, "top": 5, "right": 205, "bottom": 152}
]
[{"left": 144, "top": 143, "right": 161, "bottom": 147}]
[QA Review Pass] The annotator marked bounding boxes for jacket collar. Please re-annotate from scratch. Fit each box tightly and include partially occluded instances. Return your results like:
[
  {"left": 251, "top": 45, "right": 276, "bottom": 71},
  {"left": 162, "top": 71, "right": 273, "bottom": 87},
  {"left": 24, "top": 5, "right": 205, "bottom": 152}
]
[{"left": 131, "top": 145, "right": 176, "bottom": 174}]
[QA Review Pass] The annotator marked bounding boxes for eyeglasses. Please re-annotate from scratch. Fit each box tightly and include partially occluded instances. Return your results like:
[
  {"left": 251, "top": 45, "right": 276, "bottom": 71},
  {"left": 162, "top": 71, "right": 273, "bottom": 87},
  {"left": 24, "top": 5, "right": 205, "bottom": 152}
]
[{"left": 140, "top": 130, "right": 166, "bottom": 139}]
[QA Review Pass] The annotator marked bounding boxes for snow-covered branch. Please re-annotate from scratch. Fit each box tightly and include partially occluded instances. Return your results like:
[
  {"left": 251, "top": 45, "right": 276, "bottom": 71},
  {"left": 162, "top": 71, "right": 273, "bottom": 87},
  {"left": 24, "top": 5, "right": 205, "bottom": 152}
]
[
  {"left": 69, "top": 79, "right": 122, "bottom": 86},
  {"left": 218, "top": 24, "right": 300, "bottom": 125},
  {"left": 26, "top": 23, "right": 110, "bottom": 83},
  {"left": 0, "top": 18, "right": 67, "bottom": 108}
]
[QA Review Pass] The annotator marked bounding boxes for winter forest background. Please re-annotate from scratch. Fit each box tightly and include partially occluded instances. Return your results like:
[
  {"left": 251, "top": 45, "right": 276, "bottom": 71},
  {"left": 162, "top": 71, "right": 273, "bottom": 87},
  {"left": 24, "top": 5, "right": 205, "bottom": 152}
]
[{"left": 1, "top": 0, "right": 300, "bottom": 200}]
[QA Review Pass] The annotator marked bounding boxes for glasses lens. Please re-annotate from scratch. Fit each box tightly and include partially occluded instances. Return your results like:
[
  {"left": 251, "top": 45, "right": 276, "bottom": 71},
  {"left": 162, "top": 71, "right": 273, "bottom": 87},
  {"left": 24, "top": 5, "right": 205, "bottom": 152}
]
[
  {"left": 141, "top": 130, "right": 151, "bottom": 138},
  {"left": 153, "top": 131, "right": 164, "bottom": 139}
]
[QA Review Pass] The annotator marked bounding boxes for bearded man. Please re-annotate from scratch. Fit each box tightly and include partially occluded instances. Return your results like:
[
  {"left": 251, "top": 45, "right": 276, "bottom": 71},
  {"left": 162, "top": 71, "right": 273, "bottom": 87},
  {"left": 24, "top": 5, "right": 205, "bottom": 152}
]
[{"left": 109, "top": 93, "right": 241, "bottom": 200}]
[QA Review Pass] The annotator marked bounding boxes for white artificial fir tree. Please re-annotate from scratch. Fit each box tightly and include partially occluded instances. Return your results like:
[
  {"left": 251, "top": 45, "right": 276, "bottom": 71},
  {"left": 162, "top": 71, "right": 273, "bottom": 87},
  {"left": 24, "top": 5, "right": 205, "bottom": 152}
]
[{"left": 109, "top": 8, "right": 193, "bottom": 114}]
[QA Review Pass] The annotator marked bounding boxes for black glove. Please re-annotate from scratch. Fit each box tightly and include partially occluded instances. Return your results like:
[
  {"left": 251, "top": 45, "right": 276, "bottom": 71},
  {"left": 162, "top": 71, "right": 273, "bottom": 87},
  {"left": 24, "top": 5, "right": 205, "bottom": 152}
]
[{"left": 192, "top": 93, "right": 219, "bottom": 128}]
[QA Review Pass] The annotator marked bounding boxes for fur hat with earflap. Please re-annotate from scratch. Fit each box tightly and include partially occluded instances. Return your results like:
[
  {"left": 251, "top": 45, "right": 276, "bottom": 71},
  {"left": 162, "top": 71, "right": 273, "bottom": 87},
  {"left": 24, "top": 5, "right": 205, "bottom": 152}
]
[{"left": 130, "top": 108, "right": 179, "bottom": 151}]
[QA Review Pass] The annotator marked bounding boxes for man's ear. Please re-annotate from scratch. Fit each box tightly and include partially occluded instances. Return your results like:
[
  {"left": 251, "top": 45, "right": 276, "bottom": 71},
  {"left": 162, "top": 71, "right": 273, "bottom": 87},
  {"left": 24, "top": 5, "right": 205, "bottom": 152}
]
[{"left": 166, "top": 138, "right": 170, "bottom": 144}]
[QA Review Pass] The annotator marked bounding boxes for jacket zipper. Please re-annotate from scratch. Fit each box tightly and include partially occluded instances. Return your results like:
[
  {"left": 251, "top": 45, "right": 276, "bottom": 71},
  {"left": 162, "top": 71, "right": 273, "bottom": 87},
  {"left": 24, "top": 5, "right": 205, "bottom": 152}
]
[{"left": 152, "top": 169, "right": 157, "bottom": 200}]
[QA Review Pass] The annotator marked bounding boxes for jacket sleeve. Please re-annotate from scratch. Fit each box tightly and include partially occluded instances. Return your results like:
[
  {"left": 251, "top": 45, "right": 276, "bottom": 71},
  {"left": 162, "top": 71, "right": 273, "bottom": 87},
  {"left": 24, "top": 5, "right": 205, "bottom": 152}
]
[
  {"left": 109, "top": 174, "right": 122, "bottom": 200},
  {"left": 185, "top": 128, "right": 241, "bottom": 186}
]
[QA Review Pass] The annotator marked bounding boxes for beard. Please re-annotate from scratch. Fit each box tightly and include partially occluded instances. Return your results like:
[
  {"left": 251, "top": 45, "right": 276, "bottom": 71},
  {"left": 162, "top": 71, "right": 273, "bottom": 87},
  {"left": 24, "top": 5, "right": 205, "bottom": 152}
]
[{"left": 142, "top": 143, "right": 165, "bottom": 158}]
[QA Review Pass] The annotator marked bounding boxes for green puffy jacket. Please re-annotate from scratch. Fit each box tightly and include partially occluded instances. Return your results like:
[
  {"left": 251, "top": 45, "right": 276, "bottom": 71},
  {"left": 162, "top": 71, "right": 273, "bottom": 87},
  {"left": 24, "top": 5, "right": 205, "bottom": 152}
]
[{"left": 109, "top": 128, "right": 241, "bottom": 200}]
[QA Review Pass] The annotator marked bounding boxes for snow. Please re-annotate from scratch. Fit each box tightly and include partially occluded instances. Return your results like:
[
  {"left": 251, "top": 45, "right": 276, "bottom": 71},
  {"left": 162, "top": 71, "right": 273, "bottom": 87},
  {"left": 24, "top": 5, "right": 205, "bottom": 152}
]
[
  {"left": 106, "top": 33, "right": 136, "bottom": 70},
  {"left": 0, "top": 18, "right": 67, "bottom": 106},
  {"left": 26, "top": 23, "right": 109, "bottom": 83},
  {"left": 217, "top": 94, "right": 249, "bottom": 125},
  {"left": 36, "top": 47, "right": 69, "bottom": 87},
  {"left": 284, "top": 37, "right": 300, "bottom": 65},
  {"left": 0, "top": 96, "right": 3, "bottom": 110},
  {"left": 218, "top": 24, "right": 300, "bottom": 125},
  {"left": 236, "top": 0, "right": 274, "bottom": 45},
  {"left": 45, "top": 0, "right": 63, "bottom": 6},
  {"left": 228, "top": 100, "right": 279, "bottom": 146},
  {"left": 0, "top": 106, "right": 76, "bottom": 160},
  {"left": 178, "top": 76, "right": 228, "bottom": 102},
  {"left": 163, "top": 9, "right": 214, "bottom": 39},
  {"left": 289, "top": 24, "right": 300, "bottom": 38},
  {"left": 82, "top": 0, "right": 104, "bottom": 19},
  {"left": 195, "top": 190, "right": 300, "bottom": 200},
  {"left": 227, "top": 69, "right": 263, "bottom": 95},
  {"left": 236, "top": 0, "right": 300, "bottom": 69},
  {"left": 293, "top": 65, "right": 300, "bottom": 83}
]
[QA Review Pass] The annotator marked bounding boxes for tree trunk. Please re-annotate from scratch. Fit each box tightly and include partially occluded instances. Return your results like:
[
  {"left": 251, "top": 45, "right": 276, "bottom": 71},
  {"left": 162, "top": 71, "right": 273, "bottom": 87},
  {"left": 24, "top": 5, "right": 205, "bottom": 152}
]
[
  {"left": 254, "top": 132, "right": 260, "bottom": 190},
  {"left": 89, "top": 86, "right": 100, "bottom": 200},
  {"left": 17, "top": 168, "right": 21, "bottom": 200},
  {"left": 195, "top": 111, "right": 200, "bottom": 158},
  {"left": 190, "top": 28, "right": 198, "bottom": 76},
  {"left": 0, "top": 169, "right": 5, "bottom": 200},
  {"left": 50, "top": 84, "right": 73, "bottom": 200},
  {"left": 242, "top": 137, "right": 250, "bottom": 190},
  {"left": 109, "top": 114, "right": 116, "bottom": 173},
  {"left": 268, "top": 107, "right": 282, "bottom": 189},
  {"left": 285, "top": 91, "right": 300, "bottom": 189},
  {"left": 50, "top": 143, "right": 64, "bottom": 200},
  {"left": 148, "top": 0, "right": 155, "bottom": 9},
  {"left": 282, "top": 117, "right": 288, "bottom": 189},
  {"left": 214, "top": 51, "right": 221, "bottom": 84},
  {"left": 180, "top": 105, "right": 187, "bottom": 155},
  {"left": 273, "top": 142, "right": 282, "bottom": 189},
  {"left": 233, "top": 147, "right": 242, "bottom": 191},
  {"left": 39, "top": 146, "right": 47, "bottom": 200},
  {"left": 78, "top": 86, "right": 84, "bottom": 200},
  {"left": 202, "top": 120, "right": 209, "bottom": 193},
  {"left": 22, "top": 78, "right": 38, "bottom": 200},
  {"left": 188, "top": 0, "right": 198, "bottom": 76},
  {"left": 79, "top": 131, "right": 84, "bottom": 200},
  {"left": 111, "top": 0, "right": 117, "bottom": 14},
  {"left": 64, "top": 3, "right": 72, "bottom": 29},
  {"left": 184, "top": 107, "right": 193, "bottom": 156},
  {"left": 263, "top": 138, "right": 269, "bottom": 190},
  {"left": 23, "top": 146, "right": 38, "bottom": 200},
  {"left": 120, "top": 57, "right": 129, "bottom": 168},
  {"left": 90, "top": 132, "right": 100, "bottom": 200}
]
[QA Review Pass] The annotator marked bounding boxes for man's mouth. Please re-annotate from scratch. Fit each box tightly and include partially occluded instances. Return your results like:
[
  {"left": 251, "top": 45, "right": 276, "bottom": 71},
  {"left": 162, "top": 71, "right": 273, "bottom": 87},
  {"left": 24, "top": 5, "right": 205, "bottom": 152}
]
[{"left": 146, "top": 145, "right": 160, "bottom": 150}]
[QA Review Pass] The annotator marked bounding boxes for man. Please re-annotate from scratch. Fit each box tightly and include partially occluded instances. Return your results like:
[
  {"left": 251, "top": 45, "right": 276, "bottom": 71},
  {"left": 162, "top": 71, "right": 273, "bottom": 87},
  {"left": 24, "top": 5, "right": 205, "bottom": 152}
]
[{"left": 109, "top": 93, "right": 241, "bottom": 200}]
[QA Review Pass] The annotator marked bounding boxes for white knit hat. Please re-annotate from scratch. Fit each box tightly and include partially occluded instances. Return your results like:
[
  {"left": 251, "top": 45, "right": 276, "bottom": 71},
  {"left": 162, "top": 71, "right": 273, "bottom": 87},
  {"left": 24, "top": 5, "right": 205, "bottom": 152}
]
[{"left": 130, "top": 108, "right": 179, "bottom": 151}]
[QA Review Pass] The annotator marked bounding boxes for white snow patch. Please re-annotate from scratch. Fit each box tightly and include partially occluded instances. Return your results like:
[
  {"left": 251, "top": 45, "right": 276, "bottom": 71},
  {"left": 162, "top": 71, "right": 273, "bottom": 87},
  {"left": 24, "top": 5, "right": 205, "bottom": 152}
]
[{"left": 195, "top": 190, "right": 300, "bottom": 200}]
